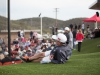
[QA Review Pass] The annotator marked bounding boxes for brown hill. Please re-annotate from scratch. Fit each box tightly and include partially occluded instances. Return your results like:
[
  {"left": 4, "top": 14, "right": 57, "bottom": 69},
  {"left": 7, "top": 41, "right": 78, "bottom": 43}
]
[{"left": 0, "top": 15, "right": 100, "bottom": 34}]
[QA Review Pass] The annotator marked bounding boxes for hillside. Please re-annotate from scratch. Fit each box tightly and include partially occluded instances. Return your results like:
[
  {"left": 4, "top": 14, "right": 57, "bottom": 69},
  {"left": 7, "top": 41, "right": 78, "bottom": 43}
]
[
  {"left": 0, "top": 15, "right": 38, "bottom": 30},
  {"left": 0, "top": 15, "right": 100, "bottom": 33},
  {"left": 0, "top": 16, "right": 7, "bottom": 30},
  {"left": 19, "top": 17, "right": 100, "bottom": 30},
  {"left": 19, "top": 17, "right": 86, "bottom": 29}
]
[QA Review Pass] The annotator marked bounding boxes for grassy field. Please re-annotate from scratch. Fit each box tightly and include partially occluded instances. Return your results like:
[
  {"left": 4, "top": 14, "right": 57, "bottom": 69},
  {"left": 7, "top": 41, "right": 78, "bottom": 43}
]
[{"left": 0, "top": 38, "right": 100, "bottom": 75}]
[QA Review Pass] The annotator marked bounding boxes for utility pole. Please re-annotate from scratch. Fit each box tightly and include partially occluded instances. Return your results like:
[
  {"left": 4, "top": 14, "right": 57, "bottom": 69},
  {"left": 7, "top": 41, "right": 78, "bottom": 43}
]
[
  {"left": 54, "top": 8, "right": 58, "bottom": 27},
  {"left": 54, "top": 8, "right": 58, "bottom": 34},
  {"left": 39, "top": 13, "right": 42, "bottom": 36}
]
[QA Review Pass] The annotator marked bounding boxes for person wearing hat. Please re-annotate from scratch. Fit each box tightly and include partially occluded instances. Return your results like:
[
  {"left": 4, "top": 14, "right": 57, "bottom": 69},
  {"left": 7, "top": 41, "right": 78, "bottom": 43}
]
[
  {"left": 64, "top": 27, "right": 73, "bottom": 50},
  {"left": 23, "top": 33, "right": 71, "bottom": 64},
  {"left": 0, "top": 47, "right": 4, "bottom": 63},
  {"left": 2, "top": 52, "right": 13, "bottom": 64},
  {"left": 49, "top": 33, "right": 71, "bottom": 64},
  {"left": 64, "top": 27, "right": 73, "bottom": 59}
]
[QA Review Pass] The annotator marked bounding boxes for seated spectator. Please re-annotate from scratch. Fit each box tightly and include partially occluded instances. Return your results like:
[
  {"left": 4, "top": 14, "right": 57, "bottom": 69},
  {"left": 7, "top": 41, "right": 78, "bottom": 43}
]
[
  {"left": 26, "top": 50, "right": 32, "bottom": 57},
  {"left": 1, "top": 43, "right": 6, "bottom": 52},
  {"left": 0, "top": 49, "right": 5, "bottom": 62},
  {"left": 13, "top": 39, "right": 18, "bottom": 45},
  {"left": 2, "top": 52, "right": 14, "bottom": 64},
  {"left": 0, "top": 37, "right": 4, "bottom": 46},
  {"left": 22, "top": 33, "right": 71, "bottom": 64},
  {"left": 24, "top": 38, "right": 31, "bottom": 47},
  {"left": 90, "top": 33, "right": 94, "bottom": 39}
]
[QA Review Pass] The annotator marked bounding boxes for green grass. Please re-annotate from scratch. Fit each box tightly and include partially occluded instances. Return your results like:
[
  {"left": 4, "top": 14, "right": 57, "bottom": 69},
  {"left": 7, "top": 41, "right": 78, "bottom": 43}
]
[
  {"left": 0, "top": 38, "right": 100, "bottom": 75},
  {"left": 73, "top": 38, "right": 100, "bottom": 54}
]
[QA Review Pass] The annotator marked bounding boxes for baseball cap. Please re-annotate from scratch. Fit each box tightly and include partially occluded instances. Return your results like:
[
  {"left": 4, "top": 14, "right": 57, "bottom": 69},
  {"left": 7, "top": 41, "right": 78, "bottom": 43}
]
[
  {"left": 56, "top": 33, "right": 67, "bottom": 43},
  {"left": 65, "top": 27, "right": 70, "bottom": 31},
  {"left": 52, "top": 35, "right": 57, "bottom": 40},
  {"left": 36, "top": 34, "right": 43, "bottom": 40},
  {"left": 4, "top": 52, "right": 9, "bottom": 56}
]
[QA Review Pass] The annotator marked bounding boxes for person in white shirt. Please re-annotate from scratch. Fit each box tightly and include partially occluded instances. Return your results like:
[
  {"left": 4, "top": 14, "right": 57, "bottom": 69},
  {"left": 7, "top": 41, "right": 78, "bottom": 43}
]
[
  {"left": 81, "top": 23, "right": 85, "bottom": 34},
  {"left": 20, "top": 30, "right": 24, "bottom": 38}
]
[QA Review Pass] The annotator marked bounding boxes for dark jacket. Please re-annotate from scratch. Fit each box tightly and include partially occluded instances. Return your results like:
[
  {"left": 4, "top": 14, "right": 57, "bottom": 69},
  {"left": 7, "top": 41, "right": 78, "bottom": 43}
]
[
  {"left": 72, "top": 30, "right": 77, "bottom": 38},
  {"left": 64, "top": 33, "right": 70, "bottom": 44},
  {"left": 50, "top": 45, "right": 71, "bottom": 64}
]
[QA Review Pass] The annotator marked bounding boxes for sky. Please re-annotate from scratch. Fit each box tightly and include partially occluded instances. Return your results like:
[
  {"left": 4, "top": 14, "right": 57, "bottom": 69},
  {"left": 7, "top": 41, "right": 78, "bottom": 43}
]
[{"left": 0, "top": 0, "right": 99, "bottom": 21}]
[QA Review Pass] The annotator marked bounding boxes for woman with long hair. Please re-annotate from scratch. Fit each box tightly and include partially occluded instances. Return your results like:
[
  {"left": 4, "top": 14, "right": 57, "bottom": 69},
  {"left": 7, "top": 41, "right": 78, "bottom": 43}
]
[{"left": 76, "top": 29, "right": 84, "bottom": 52}]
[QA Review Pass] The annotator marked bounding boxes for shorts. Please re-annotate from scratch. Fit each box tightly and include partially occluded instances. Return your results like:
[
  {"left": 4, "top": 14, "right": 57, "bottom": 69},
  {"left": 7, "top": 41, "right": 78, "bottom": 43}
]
[
  {"left": 40, "top": 50, "right": 51, "bottom": 64},
  {"left": 40, "top": 56, "right": 51, "bottom": 64},
  {"left": 44, "top": 50, "right": 51, "bottom": 56}
]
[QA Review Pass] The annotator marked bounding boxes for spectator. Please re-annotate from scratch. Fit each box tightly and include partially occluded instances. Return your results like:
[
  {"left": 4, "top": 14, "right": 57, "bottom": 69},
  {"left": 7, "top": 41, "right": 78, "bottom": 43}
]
[
  {"left": 64, "top": 27, "right": 73, "bottom": 59},
  {"left": 52, "top": 26, "right": 55, "bottom": 35},
  {"left": 0, "top": 47, "right": 5, "bottom": 61},
  {"left": 30, "top": 31, "right": 33, "bottom": 39},
  {"left": 81, "top": 23, "right": 85, "bottom": 34},
  {"left": 76, "top": 29, "right": 84, "bottom": 52},
  {"left": 20, "top": 29, "right": 24, "bottom": 38},
  {"left": 22, "top": 33, "right": 71, "bottom": 64},
  {"left": 18, "top": 31, "right": 20, "bottom": 38},
  {"left": 64, "top": 27, "right": 73, "bottom": 50},
  {"left": 0, "top": 37, "right": 4, "bottom": 46},
  {"left": 72, "top": 29, "right": 77, "bottom": 50},
  {"left": 75, "top": 24, "right": 77, "bottom": 30},
  {"left": 2, "top": 52, "right": 14, "bottom": 64},
  {"left": 69, "top": 24, "right": 73, "bottom": 31},
  {"left": 78, "top": 24, "right": 81, "bottom": 30}
]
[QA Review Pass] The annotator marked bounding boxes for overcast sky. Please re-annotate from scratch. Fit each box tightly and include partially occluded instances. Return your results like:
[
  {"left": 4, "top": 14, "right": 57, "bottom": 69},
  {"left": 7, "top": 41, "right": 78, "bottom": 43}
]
[{"left": 0, "top": 0, "right": 99, "bottom": 21}]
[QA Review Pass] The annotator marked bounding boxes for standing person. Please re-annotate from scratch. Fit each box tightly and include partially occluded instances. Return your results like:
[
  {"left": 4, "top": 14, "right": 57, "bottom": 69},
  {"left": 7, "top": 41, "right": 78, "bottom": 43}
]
[
  {"left": 55, "top": 26, "right": 58, "bottom": 35},
  {"left": 30, "top": 31, "right": 33, "bottom": 39},
  {"left": 76, "top": 29, "right": 84, "bottom": 52},
  {"left": 78, "top": 24, "right": 81, "bottom": 30},
  {"left": 75, "top": 24, "right": 77, "bottom": 30},
  {"left": 69, "top": 24, "right": 73, "bottom": 31},
  {"left": 64, "top": 27, "right": 73, "bottom": 59},
  {"left": 64, "top": 27, "right": 73, "bottom": 50},
  {"left": 18, "top": 31, "right": 20, "bottom": 38},
  {"left": 86, "top": 24, "right": 90, "bottom": 38},
  {"left": 20, "top": 29, "right": 24, "bottom": 38},
  {"left": 72, "top": 29, "right": 77, "bottom": 50},
  {"left": 87, "top": 24, "right": 89, "bottom": 29},
  {"left": 52, "top": 26, "right": 55, "bottom": 35},
  {"left": 81, "top": 23, "right": 85, "bottom": 34}
]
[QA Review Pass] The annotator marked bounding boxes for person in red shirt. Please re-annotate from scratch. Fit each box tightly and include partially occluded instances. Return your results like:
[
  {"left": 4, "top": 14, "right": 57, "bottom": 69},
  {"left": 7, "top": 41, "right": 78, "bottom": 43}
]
[{"left": 76, "top": 29, "right": 84, "bottom": 52}]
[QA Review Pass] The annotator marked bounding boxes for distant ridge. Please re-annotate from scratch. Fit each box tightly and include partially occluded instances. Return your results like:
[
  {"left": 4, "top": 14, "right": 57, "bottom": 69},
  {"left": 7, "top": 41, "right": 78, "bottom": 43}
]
[{"left": 0, "top": 15, "right": 100, "bottom": 33}]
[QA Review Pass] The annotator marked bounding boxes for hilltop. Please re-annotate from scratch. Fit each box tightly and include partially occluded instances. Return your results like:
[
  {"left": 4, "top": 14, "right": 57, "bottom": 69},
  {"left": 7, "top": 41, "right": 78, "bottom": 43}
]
[{"left": 0, "top": 15, "right": 100, "bottom": 33}]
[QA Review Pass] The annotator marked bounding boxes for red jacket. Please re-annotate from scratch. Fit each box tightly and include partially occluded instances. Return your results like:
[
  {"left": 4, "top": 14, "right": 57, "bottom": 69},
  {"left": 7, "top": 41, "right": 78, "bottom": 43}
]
[{"left": 76, "top": 33, "right": 84, "bottom": 41}]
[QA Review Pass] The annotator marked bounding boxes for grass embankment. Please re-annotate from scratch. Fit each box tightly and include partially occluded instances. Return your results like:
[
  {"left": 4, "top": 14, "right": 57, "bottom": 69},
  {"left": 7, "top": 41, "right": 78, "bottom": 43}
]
[{"left": 0, "top": 38, "right": 100, "bottom": 75}]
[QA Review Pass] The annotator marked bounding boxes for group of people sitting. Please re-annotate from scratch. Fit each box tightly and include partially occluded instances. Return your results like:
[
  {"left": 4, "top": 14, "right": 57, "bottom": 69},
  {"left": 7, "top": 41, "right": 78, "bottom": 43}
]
[{"left": 0, "top": 26, "right": 85, "bottom": 65}]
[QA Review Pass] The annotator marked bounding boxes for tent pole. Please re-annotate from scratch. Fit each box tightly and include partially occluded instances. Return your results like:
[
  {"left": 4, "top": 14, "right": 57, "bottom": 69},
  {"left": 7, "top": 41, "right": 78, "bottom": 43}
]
[{"left": 95, "top": 21, "right": 97, "bottom": 29}]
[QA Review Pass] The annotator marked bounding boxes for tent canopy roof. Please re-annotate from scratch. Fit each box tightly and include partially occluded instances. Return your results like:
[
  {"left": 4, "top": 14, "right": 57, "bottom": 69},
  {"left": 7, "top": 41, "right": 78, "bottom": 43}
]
[{"left": 83, "top": 14, "right": 100, "bottom": 22}]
